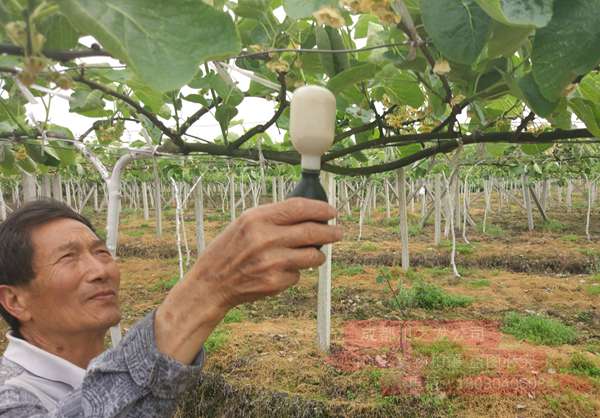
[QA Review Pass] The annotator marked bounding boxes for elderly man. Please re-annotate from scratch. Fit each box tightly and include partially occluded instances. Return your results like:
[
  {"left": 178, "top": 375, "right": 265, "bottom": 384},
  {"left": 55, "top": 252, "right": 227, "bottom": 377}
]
[{"left": 0, "top": 198, "right": 341, "bottom": 416}]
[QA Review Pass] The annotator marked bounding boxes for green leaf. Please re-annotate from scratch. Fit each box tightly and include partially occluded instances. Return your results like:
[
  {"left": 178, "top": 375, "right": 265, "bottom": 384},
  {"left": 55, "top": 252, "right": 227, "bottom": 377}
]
[
  {"left": 487, "top": 21, "right": 532, "bottom": 57},
  {"left": 283, "top": 0, "right": 337, "bottom": 19},
  {"left": 531, "top": 0, "right": 600, "bottom": 102},
  {"left": 17, "top": 156, "right": 37, "bottom": 174},
  {"left": 127, "top": 78, "right": 166, "bottom": 114},
  {"left": 327, "top": 63, "right": 378, "bottom": 94},
  {"left": 39, "top": 14, "right": 80, "bottom": 50},
  {"left": 207, "top": 73, "right": 244, "bottom": 107},
  {"left": 485, "top": 143, "right": 509, "bottom": 157},
  {"left": 235, "top": 0, "right": 269, "bottom": 19},
  {"left": 579, "top": 72, "right": 600, "bottom": 104},
  {"left": 522, "top": 143, "right": 552, "bottom": 155},
  {"left": 57, "top": 0, "right": 241, "bottom": 92},
  {"left": 569, "top": 98, "right": 600, "bottom": 137},
  {"left": 375, "top": 65, "right": 424, "bottom": 108},
  {"left": 474, "top": 0, "right": 553, "bottom": 27},
  {"left": 397, "top": 143, "right": 422, "bottom": 157},
  {"left": 24, "top": 143, "right": 61, "bottom": 167},
  {"left": 0, "top": 145, "right": 16, "bottom": 171},
  {"left": 354, "top": 14, "right": 378, "bottom": 39},
  {"left": 182, "top": 94, "right": 210, "bottom": 106},
  {"left": 421, "top": 0, "right": 492, "bottom": 64},
  {"left": 69, "top": 89, "right": 111, "bottom": 117},
  {"left": 517, "top": 73, "right": 559, "bottom": 117},
  {"left": 215, "top": 104, "right": 238, "bottom": 135}
]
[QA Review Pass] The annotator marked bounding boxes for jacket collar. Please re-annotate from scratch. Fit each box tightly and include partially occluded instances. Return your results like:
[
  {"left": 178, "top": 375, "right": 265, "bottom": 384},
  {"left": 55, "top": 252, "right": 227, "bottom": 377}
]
[{"left": 3, "top": 332, "right": 86, "bottom": 389}]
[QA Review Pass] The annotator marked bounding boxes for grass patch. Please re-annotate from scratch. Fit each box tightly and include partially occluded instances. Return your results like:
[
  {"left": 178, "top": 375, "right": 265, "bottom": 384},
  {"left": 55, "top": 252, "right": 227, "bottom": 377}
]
[
  {"left": 408, "top": 224, "right": 422, "bottom": 237},
  {"left": 561, "top": 234, "right": 580, "bottom": 242},
  {"left": 223, "top": 308, "right": 245, "bottom": 324},
  {"left": 413, "top": 338, "right": 489, "bottom": 389},
  {"left": 123, "top": 229, "right": 145, "bottom": 238},
  {"left": 542, "top": 220, "right": 567, "bottom": 233},
  {"left": 501, "top": 312, "right": 577, "bottom": 346},
  {"left": 426, "top": 267, "right": 450, "bottom": 278},
  {"left": 413, "top": 337, "right": 463, "bottom": 357},
  {"left": 585, "top": 342, "right": 600, "bottom": 356},
  {"left": 205, "top": 328, "right": 229, "bottom": 353},
  {"left": 466, "top": 279, "right": 491, "bottom": 288},
  {"left": 586, "top": 284, "right": 600, "bottom": 296},
  {"left": 439, "top": 240, "right": 475, "bottom": 255},
  {"left": 333, "top": 263, "right": 365, "bottom": 276},
  {"left": 477, "top": 223, "right": 505, "bottom": 238},
  {"left": 566, "top": 353, "right": 600, "bottom": 381},
  {"left": 545, "top": 392, "right": 597, "bottom": 417},
  {"left": 358, "top": 242, "right": 378, "bottom": 251},
  {"left": 152, "top": 276, "right": 179, "bottom": 291},
  {"left": 393, "top": 280, "right": 473, "bottom": 310}
]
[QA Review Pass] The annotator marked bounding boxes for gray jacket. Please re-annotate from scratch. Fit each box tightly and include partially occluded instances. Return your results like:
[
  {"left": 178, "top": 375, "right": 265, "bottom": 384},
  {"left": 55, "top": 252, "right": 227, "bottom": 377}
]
[{"left": 0, "top": 311, "right": 205, "bottom": 417}]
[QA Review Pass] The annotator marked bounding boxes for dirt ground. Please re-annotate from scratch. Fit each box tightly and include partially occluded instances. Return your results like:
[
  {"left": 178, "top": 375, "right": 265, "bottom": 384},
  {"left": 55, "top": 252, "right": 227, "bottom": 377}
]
[{"left": 1, "top": 193, "right": 599, "bottom": 417}]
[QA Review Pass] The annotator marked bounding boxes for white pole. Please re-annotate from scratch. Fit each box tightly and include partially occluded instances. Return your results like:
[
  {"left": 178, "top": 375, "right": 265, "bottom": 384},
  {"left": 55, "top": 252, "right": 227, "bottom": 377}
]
[
  {"left": 22, "top": 173, "right": 36, "bottom": 203},
  {"left": 434, "top": 174, "right": 442, "bottom": 245},
  {"left": 105, "top": 153, "right": 143, "bottom": 346},
  {"left": 398, "top": 167, "right": 409, "bottom": 271},
  {"left": 194, "top": 177, "right": 206, "bottom": 253},
  {"left": 317, "top": 172, "right": 334, "bottom": 352},
  {"left": 0, "top": 184, "right": 6, "bottom": 221}
]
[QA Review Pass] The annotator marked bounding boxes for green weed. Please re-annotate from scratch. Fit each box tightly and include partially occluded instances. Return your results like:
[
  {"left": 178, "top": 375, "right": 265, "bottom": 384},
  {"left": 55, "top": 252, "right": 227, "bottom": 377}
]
[
  {"left": 333, "top": 263, "right": 365, "bottom": 276},
  {"left": 359, "top": 242, "right": 378, "bottom": 252},
  {"left": 414, "top": 338, "right": 488, "bottom": 389},
  {"left": 152, "top": 276, "right": 179, "bottom": 291},
  {"left": 545, "top": 392, "right": 597, "bottom": 417},
  {"left": 205, "top": 328, "right": 229, "bottom": 353},
  {"left": 501, "top": 312, "right": 577, "bottom": 346},
  {"left": 466, "top": 279, "right": 491, "bottom": 288},
  {"left": 585, "top": 342, "right": 600, "bottom": 356},
  {"left": 439, "top": 240, "right": 475, "bottom": 255},
  {"left": 561, "top": 234, "right": 579, "bottom": 242},
  {"left": 566, "top": 353, "right": 600, "bottom": 381},
  {"left": 123, "top": 229, "right": 145, "bottom": 238},
  {"left": 477, "top": 223, "right": 505, "bottom": 238},
  {"left": 586, "top": 285, "right": 600, "bottom": 296},
  {"left": 223, "top": 308, "right": 245, "bottom": 324},
  {"left": 408, "top": 224, "right": 422, "bottom": 237},
  {"left": 393, "top": 280, "right": 473, "bottom": 310},
  {"left": 542, "top": 220, "right": 566, "bottom": 233}
]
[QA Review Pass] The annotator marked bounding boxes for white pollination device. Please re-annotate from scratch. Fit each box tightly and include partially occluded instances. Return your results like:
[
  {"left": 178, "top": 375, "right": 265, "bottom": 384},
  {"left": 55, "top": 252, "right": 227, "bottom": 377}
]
[{"left": 288, "top": 85, "right": 336, "bottom": 201}]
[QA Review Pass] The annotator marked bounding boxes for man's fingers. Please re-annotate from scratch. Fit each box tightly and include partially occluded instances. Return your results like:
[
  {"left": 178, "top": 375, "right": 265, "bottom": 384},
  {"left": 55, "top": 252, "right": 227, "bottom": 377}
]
[
  {"left": 267, "top": 198, "right": 337, "bottom": 225},
  {"left": 283, "top": 247, "right": 327, "bottom": 270},
  {"left": 278, "top": 222, "right": 343, "bottom": 248}
]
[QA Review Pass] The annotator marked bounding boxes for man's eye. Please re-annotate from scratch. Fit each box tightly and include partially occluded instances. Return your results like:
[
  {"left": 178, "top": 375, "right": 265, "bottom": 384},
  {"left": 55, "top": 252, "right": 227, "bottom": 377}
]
[{"left": 60, "top": 253, "right": 75, "bottom": 261}]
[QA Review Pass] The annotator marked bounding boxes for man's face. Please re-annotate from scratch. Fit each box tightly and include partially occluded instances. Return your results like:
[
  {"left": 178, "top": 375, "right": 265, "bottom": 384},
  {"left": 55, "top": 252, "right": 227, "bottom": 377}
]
[{"left": 22, "top": 218, "right": 121, "bottom": 336}]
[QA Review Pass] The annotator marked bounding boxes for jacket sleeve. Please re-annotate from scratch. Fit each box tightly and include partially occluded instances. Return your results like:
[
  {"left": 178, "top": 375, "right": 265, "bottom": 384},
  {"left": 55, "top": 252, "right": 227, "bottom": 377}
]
[{"left": 0, "top": 311, "right": 205, "bottom": 418}]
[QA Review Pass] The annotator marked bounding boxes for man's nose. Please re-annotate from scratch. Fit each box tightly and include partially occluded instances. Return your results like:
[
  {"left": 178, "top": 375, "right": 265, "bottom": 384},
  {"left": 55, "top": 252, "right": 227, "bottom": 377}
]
[{"left": 82, "top": 252, "right": 112, "bottom": 282}]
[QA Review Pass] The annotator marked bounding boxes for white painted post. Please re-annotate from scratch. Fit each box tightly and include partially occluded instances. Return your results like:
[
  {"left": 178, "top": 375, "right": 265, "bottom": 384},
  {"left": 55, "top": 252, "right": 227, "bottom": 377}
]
[
  {"left": 22, "top": 173, "right": 37, "bottom": 203},
  {"left": 271, "top": 177, "right": 277, "bottom": 203},
  {"left": 317, "top": 172, "right": 334, "bottom": 352},
  {"left": 142, "top": 182, "right": 149, "bottom": 221},
  {"left": 52, "top": 173, "right": 62, "bottom": 202},
  {"left": 522, "top": 174, "right": 534, "bottom": 231},
  {"left": 105, "top": 152, "right": 144, "bottom": 346},
  {"left": 41, "top": 175, "right": 51, "bottom": 198},
  {"left": 229, "top": 174, "right": 236, "bottom": 221},
  {"left": 152, "top": 161, "right": 162, "bottom": 237},
  {"left": 398, "top": 167, "right": 409, "bottom": 271},
  {"left": 0, "top": 184, "right": 6, "bottom": 221},
  {"left": 434, "top": 174, "right": 442, "bottom": 245},
  {"left": 194, "top": 177, "right": 206, "bottom": 253}
]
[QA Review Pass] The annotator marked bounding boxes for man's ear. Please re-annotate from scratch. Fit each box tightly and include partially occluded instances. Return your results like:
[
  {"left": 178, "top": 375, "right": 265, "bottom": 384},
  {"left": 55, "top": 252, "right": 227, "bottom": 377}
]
[{"left": 0, "top": 285, "right": 32, "bottom": 323}]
